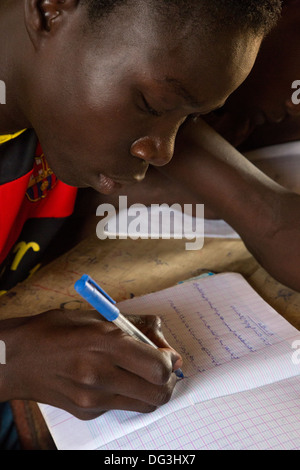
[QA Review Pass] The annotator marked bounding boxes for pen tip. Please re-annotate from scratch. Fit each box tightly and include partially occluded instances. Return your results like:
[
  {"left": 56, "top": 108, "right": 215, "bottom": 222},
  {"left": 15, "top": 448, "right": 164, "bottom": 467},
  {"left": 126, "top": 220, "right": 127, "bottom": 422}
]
[{"left": 175, "top": 369, "right": 184, "bottom": 379}]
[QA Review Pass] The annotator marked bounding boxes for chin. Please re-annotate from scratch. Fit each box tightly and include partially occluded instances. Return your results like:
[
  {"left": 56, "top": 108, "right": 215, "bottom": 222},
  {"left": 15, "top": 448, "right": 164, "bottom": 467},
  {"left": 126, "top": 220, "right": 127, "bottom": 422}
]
[{"left": 52, "top": 169, "right": 89, "bottom": 189}]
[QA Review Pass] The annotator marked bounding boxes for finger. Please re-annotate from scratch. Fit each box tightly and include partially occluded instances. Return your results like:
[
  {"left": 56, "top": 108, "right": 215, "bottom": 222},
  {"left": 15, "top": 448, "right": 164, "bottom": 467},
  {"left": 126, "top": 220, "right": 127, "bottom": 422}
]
[
  {"left": 130, "top": 315, "right": 168, "bottom": 345},
  {"left": 102, "top": 365, "right": 177, "bottom": 405},
  {"left": 47, "top": 388, "right": 160, "bottom": 421},
  {"left": 109, "top": 334, "right": 177, "bottom": 384},
  {"left": 70, "top": 396, "right": 160, "bottom": 421},
  {"left": 88, "top": 318, "right": 181, "bottom": 383},
  {"left": 159, "top": 347, "right": 183, "bottom": 372},
  {"left": 125, "top": 315, "right": 183, "bottom": 369},
  {"left": 69, "top": 369, "right": 177, "bottom": 418}
]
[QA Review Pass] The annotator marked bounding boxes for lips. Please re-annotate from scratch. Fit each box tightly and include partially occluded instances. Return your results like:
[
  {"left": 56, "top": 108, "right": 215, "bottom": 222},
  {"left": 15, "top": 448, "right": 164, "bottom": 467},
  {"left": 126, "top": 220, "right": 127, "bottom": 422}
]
[
  {"left": 95, "top": 160, "right": 149, "bottom": 195},
  {"left": 97, "top": 174, "right": 122, "bottom": 195},
  {"left": 96, "top": 172, "right": 147, "bottom": 195}
]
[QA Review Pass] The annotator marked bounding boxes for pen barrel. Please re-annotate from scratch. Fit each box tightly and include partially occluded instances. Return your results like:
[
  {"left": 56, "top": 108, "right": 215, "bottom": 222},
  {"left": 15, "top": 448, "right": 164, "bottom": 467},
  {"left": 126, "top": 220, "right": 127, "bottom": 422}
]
[{"left": 114, "top": 314, "right": 158, "bottom": 349}]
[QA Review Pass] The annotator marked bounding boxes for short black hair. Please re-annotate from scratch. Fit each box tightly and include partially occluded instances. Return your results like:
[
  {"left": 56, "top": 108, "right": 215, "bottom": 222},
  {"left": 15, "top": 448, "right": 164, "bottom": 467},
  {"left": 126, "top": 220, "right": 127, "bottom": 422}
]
[{"left": 82, "top": 0, "right": 282, "bottom": 36}]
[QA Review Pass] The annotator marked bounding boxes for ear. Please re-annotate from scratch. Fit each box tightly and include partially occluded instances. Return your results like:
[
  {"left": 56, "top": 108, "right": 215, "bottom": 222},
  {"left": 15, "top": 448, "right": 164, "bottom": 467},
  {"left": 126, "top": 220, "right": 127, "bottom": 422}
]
[{"left": 24, "top": 0, "right": 79, "bottom": 47}]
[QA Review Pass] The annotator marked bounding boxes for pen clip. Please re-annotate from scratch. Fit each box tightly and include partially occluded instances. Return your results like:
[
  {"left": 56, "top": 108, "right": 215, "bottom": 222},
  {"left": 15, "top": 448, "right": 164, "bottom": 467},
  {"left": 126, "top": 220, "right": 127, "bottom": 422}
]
[
  {"left": 75, "top": 275, "right": 120, "bottom": 322},
  {"left": 85, "top": 276, "right": 116, "bottom": 306}
]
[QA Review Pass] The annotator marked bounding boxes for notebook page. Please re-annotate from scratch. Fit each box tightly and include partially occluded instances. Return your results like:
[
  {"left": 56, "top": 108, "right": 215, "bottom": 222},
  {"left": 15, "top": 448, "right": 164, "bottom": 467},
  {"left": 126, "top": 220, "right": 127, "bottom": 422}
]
[
  {"left": 96, "top": 376, "right": 300, "bottom": 450},
  {"left": 39, "top": 329, "right": 299, "bottom": 450},
  {"left": 119, "top": 273, "right": 298, "bottom": 377},
  {"left": 39, "top": 273, "right": 300, "bottom": 450}
]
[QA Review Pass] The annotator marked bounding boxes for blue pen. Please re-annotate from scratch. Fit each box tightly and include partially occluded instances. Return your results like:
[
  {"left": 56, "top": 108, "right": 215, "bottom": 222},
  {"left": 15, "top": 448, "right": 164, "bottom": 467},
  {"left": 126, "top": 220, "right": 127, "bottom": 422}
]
[{"left": 74, "top": 275, "right": 184, "bottom": 379}]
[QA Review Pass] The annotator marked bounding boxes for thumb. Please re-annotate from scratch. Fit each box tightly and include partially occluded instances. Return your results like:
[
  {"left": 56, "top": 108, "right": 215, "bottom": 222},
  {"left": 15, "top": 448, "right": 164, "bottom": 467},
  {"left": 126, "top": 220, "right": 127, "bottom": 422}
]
[
  {"left": 159, "top": 346, "right": 183, "bottom": 372},
  {"left": 126, "top": 314, "right": 183, "bottom": 371}
]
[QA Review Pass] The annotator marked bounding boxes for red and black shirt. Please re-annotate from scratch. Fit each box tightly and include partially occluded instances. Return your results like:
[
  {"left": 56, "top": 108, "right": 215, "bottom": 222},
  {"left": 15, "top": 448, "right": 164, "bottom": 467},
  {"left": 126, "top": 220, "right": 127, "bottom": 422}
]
[{"left": 0, "top": 129, "right": 77, "bottom": 293}]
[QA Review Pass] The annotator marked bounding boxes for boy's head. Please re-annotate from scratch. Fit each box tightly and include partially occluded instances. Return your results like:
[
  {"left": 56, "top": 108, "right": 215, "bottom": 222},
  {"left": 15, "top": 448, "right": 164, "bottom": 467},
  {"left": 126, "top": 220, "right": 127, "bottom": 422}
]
[{"left": 17, "top": 0, "right": 281, "bottom": 193}]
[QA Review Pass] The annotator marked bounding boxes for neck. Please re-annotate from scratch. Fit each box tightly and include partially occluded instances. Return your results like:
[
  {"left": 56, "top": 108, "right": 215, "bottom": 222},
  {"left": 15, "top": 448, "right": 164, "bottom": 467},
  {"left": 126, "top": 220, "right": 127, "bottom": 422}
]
[{"left": 0, "top": 1, "right": 32, "bottom": 134}]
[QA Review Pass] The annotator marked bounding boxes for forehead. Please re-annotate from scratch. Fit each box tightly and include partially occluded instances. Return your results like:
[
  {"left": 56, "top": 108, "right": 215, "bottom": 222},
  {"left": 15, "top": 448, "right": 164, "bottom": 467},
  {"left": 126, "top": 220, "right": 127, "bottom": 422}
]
[
  {"left": 134, "top": 33, "right": 261, "bottom": 113},
  {"left": 51, "top": 3, "right": 262, "bottom": 114}
]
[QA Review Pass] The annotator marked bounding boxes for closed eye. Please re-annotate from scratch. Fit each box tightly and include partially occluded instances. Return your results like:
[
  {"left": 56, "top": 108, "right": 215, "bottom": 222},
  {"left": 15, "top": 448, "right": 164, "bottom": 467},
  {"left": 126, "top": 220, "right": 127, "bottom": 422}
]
[{"left": 141, "top": 94, "right": 164, "bottom": 117}]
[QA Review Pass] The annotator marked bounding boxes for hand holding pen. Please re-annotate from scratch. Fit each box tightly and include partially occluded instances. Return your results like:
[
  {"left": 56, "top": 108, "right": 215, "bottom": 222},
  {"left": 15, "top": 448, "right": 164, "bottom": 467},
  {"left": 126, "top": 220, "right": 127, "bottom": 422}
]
[
  {"left": 75, "top": 275, "right": 184, "bottom": 379},
  {"left": 1, "top": 279, "right": 182, "bottom": 422}
]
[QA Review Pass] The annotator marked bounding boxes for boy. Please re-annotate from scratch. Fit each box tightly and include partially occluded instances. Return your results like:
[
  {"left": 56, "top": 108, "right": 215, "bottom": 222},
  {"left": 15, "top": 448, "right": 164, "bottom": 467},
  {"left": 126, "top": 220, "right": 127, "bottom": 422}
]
[{"left": 0, "top": 0, "right": 281, "bottom": 446}]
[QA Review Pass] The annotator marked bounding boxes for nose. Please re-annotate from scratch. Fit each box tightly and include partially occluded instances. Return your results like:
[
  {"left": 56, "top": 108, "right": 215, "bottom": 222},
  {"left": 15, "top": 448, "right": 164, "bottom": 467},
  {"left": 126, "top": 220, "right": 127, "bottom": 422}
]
[{"left": 130, "top": 135, "right": 175, "bottom": 167}]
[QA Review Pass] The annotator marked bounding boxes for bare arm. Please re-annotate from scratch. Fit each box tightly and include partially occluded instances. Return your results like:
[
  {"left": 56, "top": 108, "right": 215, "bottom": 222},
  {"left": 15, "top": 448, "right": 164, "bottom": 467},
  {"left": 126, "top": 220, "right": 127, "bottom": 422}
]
[{"left": 160, "top": 118, "right": 300, "bottom": 291}]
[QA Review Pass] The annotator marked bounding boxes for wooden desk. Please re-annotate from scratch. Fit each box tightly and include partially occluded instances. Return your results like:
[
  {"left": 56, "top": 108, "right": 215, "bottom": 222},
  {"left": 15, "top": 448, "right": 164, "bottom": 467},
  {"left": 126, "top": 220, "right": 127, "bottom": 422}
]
[
  {"left": 1, "top": 234, "right": 299, "bottom": 449},
  {"left": 1, "top": 235, "right": 299, "bottom": 329}
]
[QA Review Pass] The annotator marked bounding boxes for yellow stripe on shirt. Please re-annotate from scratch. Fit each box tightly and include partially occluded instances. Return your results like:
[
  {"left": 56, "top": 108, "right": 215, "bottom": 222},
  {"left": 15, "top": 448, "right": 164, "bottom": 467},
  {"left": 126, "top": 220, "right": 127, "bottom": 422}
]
[{"left": 0, "top": 129, "right": 27, "bottom": 145}]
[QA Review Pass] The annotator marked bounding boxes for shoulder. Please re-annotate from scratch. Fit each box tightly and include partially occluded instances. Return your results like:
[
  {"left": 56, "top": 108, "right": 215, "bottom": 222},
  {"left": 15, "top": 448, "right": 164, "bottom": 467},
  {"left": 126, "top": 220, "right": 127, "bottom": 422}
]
[{"left": 0, "top": 129, "right": 38, "bottom": 184}]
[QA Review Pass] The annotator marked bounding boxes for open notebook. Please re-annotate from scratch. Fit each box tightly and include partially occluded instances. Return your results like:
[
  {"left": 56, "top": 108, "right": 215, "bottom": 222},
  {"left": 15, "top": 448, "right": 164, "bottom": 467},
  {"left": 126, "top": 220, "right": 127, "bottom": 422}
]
[{"left": 39, "top": 273, "right": 300, "bottom": 450}]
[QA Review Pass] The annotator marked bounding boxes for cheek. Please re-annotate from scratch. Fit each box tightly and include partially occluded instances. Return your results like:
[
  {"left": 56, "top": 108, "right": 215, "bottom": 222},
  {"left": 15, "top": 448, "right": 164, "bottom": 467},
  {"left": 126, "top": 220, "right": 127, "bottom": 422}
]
[
  {"left": 37, "top": 117, "right": 132, "bottom": 186},
  {"left": 33, "top": 86, "right": 148, "bottom": 179}
]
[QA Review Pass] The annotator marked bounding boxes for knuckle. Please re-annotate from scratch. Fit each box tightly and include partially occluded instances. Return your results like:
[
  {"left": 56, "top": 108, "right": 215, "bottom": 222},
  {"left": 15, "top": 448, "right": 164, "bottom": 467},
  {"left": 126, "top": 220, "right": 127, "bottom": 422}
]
[
  {"left": 150, "top": 381, "right": 175, "bottom": 407},
  {"left": 141, "top": 404, "right": 158, "bottom": 414},
  {"left": 72, "top": 390, "right": 97, "bottom": 413},
  {"left": 143, "top": 315, "right": 161, "bottom": 330},
  {"left": 74, "top": 410, "right": 98, "bottom": 421},
  {"left": 151, "top": 357, "right": 172, "bottom": 385},
  {"left": 75, "top": 362, "right": 98, "bottom": 388},
  {"left": 75, "top": 409, "right": 106, "bottom": 421},
  {"left": 126, "top": 315, "right": 161, "bottom": 336},
  {"left": 79, "top": 372, "right": 98, "bottom": 388},
  {"left": 74, "top": 350, "right": 113, "bottom": 389},
  {"left": 143, "top": 315, "right": 163, "bottom": 338},
  {"left": 159, "top": 384, "right": 174, "bottom": 406}
]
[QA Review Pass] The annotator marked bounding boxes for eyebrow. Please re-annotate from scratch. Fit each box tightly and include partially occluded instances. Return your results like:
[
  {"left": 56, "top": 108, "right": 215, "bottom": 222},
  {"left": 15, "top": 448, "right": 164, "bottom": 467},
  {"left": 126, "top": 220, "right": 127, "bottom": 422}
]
[{"left": 159, "top": 77, "right": 203, "bottom": 109}]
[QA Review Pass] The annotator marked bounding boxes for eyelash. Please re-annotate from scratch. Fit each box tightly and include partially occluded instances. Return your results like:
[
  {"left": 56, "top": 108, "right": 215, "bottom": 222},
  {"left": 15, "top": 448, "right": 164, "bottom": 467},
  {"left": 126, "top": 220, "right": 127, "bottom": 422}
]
[
  {"left": 141, "top": 95, "right": 164, "bottom": 117},
  {"left": 140, "top": 94, "right": 201, "bottom": 122}
]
